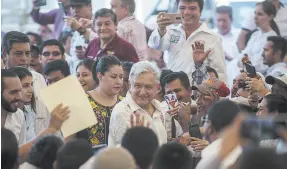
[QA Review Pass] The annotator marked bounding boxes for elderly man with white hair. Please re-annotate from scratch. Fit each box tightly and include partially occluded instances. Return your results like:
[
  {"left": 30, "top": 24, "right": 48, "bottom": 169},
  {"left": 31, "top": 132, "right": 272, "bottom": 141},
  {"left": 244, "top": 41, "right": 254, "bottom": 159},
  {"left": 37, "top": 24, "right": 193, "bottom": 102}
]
[{"left": 108, "top": 61, "right": 167, "bottom": 146}]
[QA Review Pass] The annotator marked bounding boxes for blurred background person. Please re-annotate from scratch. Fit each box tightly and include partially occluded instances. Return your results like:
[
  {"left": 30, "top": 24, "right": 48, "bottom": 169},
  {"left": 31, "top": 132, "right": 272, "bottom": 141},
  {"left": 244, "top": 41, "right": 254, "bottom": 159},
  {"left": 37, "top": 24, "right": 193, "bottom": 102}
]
[
  {"left": 237, "top": 0, "right": 287, "bottom": 50},
  {"left": 214, "top": 6, "right": 240, "bottom": 63},
  {"left": 111, "top": 0, "right": 147, "bottom": 60},
  {"left": 39, "top": 25, "right": 54, "bottom": 41},
  {"left": 30, "top": 0, "right": 70, "bottom": 39},
  {"left": 76, "top": 58, "right": 97, "bottom": 91},
  {"left": 26, "top": 32, "right": 43, "bottom": 46}
]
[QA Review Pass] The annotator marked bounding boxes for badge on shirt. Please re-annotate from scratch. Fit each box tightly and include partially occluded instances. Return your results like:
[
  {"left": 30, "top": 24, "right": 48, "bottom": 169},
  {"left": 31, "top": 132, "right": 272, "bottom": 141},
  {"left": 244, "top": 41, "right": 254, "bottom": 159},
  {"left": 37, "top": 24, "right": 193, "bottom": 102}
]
[
  {"left": 170, "top": 35, "right": 180, "bottom": 43},
  {"left": 107, "top": 51, "right": 114, "bottom": 55}
]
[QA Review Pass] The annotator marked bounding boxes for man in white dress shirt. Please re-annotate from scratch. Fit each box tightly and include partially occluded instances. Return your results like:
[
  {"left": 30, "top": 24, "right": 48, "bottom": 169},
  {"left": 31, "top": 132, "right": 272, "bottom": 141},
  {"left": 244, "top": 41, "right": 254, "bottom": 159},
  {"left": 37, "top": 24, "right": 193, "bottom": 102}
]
[
  {"left": 110, "top": 0, "right": 147, "bottom": 60},
  {"left": 148, "top": 0, "right": 227, "bottom": 85},
  {"left": 109, "top": 61, "right": 167, "bottom": 146},
  {"left": 1, "top": 69, "right": 26, "bottom": 145},
  {"left": 214, "top": 6, "right": 240, "bottom": 62},
  {"left": 2, "top": 31, "right": 49, "bottom": 135},
  {"left": 262, "top": 36, "right": 287, "bottom": 77}
]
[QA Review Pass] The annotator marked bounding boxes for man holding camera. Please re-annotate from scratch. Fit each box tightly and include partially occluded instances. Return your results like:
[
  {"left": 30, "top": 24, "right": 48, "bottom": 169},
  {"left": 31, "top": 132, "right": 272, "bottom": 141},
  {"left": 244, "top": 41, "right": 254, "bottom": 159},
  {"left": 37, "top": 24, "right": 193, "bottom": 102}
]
[
  {"left": 148, "top": 0, "right": 227, "bottom": 85},
  {"left": 31, "top": 0, "right": 70, "bottom": 39}
]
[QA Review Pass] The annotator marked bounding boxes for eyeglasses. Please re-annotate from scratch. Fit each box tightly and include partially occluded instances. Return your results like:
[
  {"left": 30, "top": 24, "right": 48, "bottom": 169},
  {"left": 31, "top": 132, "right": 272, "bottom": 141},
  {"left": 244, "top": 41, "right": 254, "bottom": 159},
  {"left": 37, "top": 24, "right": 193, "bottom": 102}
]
[{"left": 42, "top": 51, "right": 62, "bottom": 57}]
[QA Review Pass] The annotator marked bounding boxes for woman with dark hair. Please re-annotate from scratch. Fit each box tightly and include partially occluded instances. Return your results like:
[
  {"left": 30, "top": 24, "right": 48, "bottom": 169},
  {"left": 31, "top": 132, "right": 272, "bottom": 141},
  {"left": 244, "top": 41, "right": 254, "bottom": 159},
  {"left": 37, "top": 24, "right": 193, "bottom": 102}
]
[
  {"left": 239, "top": 0, "right": 279, "bottom": 73},
  {"left": 74, "top": 55, "right": 124, "bottom": 146},
  {"left": 76, "top": 59, "right": 97, "bottom": 91},
  {"left": 10, "top": 67, "right": 36, "bottom": 142}
]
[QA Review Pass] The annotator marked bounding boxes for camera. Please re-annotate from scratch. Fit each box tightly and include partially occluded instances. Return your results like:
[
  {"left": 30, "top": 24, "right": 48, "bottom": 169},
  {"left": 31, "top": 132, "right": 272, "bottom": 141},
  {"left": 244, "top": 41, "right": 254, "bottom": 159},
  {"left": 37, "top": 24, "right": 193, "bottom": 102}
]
[{"left": 240, "top": 116, "right": 287, "bottom": 143}]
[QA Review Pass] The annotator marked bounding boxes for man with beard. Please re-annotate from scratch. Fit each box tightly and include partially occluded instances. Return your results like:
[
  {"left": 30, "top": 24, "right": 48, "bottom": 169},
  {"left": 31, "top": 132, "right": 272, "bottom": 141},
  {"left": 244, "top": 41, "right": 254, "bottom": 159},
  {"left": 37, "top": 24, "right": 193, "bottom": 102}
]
[
  {"left": 2, "top": 31, "right": 49, "bottom": 135},
  {"left": 1, "top": 69, "right": 26, "bottom": 145},
  {"left": 262, "top": 36, "right": 287, "bottom": 77}
]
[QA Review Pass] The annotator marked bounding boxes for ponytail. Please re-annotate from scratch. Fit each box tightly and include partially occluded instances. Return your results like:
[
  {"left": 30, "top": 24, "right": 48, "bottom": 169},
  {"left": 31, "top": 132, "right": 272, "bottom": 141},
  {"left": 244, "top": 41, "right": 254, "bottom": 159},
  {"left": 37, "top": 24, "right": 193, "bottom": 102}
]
[{"left": 271, "top": 19, "right": 281, "bottom": 36}]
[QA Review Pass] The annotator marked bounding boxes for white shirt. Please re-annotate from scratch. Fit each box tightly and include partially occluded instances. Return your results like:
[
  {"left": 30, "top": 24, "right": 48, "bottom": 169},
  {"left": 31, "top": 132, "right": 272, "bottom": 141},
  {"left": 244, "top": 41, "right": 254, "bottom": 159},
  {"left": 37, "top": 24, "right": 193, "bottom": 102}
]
[
  {"left": 23, "top": 105, "right": 37, "bottom": 142},
  {"left": 213, "top": 27, "right": 240, "bottom": 61},
  {"left": 242, "top": 6, "right": 287, "bottom": 38},
  {"left": 117, "top": 15, "right": 148, "bottom": 61},
  {"left": 196, "top": 138, "right": 242, "bottom": 169},
  {"left": 239, "top": 30, "right": 277, "bottom": 73},
  {"left": 148, "top": 23, "right": 227, "bottom": 84},
  {"left": 30, "top": 70, "right": 50, "bottom": 135},
  {"left": 265, "top": 62, "right": 287, "bottom": 78},
  {"left": 4, "top": 109, "right": 26, "bottom": 145},
  {"left": 108, "top": 92, "right": 167, "bottom": 146}
]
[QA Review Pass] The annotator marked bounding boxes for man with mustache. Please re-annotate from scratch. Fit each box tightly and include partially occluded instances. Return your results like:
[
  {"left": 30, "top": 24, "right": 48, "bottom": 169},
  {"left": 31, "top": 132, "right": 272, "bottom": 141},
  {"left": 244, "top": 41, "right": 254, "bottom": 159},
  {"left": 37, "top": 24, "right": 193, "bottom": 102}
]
[
  {"left": 1, "top": 69, "right": 26, "bottom": 145},
  {"left": 149, "top": 0, "right": 227, "bottom": 85},
  {"left": 84, "top": 8, "right": 139, "bottom": 63}
]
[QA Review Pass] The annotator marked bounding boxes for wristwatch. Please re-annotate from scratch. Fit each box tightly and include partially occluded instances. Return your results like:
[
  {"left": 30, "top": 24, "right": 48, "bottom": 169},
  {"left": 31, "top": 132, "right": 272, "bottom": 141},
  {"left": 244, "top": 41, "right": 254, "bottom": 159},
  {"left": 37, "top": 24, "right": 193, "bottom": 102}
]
[{"left": 77, "top": 26, "right": 87, "bottom": 35}]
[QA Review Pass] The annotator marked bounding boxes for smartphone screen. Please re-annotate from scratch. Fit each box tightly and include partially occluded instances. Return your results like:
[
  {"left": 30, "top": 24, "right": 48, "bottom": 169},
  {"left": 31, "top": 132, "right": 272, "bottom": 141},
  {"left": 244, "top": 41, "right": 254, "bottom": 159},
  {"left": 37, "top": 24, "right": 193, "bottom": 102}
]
[
  {"left": 58, "top": 2, "right": 66, "bottom": 17},
  {"left": 189, "top": 124, "right": 202, "bottom": 139},
  {"left": 245, "top": 63, "right": 256, "bottom": 78},
  {"left": 34, "top": 0, "right": 46, "bottom": 7}
]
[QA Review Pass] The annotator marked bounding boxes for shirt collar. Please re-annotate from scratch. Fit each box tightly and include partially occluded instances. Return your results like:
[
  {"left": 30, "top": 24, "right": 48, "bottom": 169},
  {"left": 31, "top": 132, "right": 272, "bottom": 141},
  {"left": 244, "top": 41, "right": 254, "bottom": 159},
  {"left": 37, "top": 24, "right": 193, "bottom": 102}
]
[
  {"left": 119, "top": 15, "right": 135, "bottom": 24},
  {"left": 169, "top": 22, "right": 212, "bottom": 35},
  {"left": 268, "top": 62, "right": 287, "bottom": 72},
  {"left": 125, "top": 92, "right": 162, "bottom": 113},
  {"left": 97, "top": 34, "right": 119, "bottom": 50}
]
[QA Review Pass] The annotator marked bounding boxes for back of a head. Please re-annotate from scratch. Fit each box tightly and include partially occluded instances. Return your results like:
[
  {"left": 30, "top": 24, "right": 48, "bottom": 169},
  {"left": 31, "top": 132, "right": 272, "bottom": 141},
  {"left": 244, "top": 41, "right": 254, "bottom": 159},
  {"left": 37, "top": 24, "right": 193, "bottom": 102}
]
[
  {"left": 237, "top": 148, "right": 285, "bottom": 169},
  {"left": 1, "top": 128, "right": 18, "bottom": 169},
  {"left": 43, "top": 59, "right": 70, "bottom": 77},
  {"left": 152, "top": 142, "right": 192, "bottom": 169},
  {"left": 27, "top": 135, "right": 64, "bottom": 169},
  {"left": 264, "top": 94, "right": 287, "bottom": 114},
  {"left": 56, "top": 139, "right": 93, "bottom": 169},
  {"left": 208, "top": 99, "right": 240, "bottom": 132},
  {"left": 93, "top": 147, "right": 136, "bottom": 169},
  {"left": 121, "top": 127, "right": 159, "bottom": 169}
]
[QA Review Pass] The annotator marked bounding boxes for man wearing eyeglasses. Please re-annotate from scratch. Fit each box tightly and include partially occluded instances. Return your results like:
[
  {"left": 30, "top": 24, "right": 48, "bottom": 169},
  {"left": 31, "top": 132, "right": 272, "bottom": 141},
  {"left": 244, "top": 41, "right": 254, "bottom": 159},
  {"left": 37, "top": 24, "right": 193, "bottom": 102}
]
[{"left": 39, "top": 39, "right": 66, "bottom": 68}]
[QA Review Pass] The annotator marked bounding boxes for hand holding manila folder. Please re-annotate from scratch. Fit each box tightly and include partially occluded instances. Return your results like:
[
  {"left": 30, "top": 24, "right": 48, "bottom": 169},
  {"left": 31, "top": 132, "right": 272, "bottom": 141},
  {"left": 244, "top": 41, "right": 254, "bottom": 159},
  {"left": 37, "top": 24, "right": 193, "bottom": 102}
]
[{"left": 40, "top": 76, "right": 97, "bottom": 138}]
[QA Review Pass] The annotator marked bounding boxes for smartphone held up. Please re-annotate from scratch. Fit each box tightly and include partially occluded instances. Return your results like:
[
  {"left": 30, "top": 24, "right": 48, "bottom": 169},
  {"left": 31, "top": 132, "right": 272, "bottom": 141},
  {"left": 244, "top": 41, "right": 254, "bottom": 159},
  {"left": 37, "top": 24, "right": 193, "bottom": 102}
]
[
  {"left": 34, "top": 0, "right": 46, "bottom": 7},
  {"left": 162, "top": 13, "right": 183, "bottom": 24}
]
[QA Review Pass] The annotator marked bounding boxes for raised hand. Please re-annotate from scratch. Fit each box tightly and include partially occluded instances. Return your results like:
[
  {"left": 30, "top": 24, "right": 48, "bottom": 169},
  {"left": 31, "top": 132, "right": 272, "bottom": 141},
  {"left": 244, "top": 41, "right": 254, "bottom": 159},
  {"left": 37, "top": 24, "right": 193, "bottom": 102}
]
[
  {"left": 48, "top": 103, "right": 70, "bottom": 131},
  {"left": 192, "top": 41, "right": 211, "bottom": 65},
  {"left": 157, "top": 12, "right": 173, "bottom": 37},
  {"left": 130, "top": 111, "right": 150, "bottom": 128}
]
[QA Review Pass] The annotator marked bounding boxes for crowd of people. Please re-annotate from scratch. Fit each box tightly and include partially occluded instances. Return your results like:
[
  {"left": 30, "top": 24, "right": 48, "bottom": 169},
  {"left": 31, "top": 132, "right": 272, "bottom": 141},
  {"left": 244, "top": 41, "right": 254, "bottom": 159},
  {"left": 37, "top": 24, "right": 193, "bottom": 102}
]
[{"left": 1, "top": 0, "right": 287, "bottom": 169}]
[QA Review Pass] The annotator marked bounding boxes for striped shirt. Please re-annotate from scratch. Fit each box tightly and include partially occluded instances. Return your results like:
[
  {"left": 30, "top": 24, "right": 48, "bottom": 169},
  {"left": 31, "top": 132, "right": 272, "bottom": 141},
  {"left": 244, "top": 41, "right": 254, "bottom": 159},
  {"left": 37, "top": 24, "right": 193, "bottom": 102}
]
[{"left": 117, "top": 15, "right": 147, "bottom": 61}]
